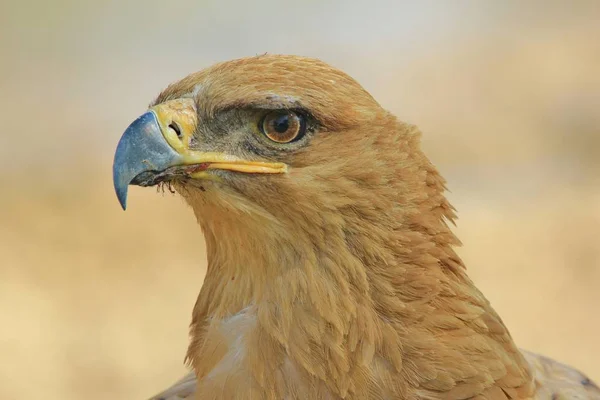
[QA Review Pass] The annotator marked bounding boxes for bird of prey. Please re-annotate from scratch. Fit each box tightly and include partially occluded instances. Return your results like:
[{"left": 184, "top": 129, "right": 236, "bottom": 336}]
[{"left": 112, "top": 55, "right": 598, "bottom": 400}]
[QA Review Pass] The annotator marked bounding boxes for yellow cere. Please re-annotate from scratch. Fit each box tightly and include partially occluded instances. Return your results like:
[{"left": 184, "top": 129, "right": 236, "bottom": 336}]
[{"left": 150, "top": 98, "right": 198, "bottom": 154}]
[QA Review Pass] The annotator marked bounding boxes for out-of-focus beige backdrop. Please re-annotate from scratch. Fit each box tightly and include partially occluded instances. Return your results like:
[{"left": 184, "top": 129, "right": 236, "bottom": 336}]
[{"left": 1, "top": 1, "right": 598, "bottom": 399}]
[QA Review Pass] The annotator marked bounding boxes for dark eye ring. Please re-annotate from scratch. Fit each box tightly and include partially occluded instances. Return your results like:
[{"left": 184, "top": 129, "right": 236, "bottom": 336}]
[{"left": 260, "top": 110, "right": 306, "bottom": 143}]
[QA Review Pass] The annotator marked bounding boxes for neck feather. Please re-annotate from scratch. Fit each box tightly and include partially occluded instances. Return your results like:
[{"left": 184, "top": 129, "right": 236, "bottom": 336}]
[{"left": 182, "top": 130, "right": 534, "bottom": 399}]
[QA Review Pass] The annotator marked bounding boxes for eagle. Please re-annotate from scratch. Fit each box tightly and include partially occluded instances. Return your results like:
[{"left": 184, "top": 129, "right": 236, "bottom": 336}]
[{"left": 112, "top": 55, "right": 598, "bottom": 399}]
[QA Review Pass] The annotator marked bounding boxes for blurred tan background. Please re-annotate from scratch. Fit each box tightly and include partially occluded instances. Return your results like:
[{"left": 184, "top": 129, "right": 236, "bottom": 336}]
[{"left": 1, "top": 1, "right": 599, "bottom": 399}]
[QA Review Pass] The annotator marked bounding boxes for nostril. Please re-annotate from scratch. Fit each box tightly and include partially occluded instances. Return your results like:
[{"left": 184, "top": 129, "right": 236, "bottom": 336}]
[{"left": 169, "top": 122, "right": 182, "bottom": 138}]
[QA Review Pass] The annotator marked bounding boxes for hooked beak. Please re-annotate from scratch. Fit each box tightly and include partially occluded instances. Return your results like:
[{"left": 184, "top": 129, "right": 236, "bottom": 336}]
[{"left": 112, "top": 99, "right": 288, "bottom": 210}]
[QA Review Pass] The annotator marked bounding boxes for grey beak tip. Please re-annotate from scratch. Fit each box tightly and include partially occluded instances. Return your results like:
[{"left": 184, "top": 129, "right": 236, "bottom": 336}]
[
  {"left": 113, "top": 125, "right": 135, "bottom": 211},
  {"left": 113, "top": 170, "right": 129, "bottom": 210},
  {"left": 116, "top": 187, "right": 128, "bottom": 210},
  {"left": 112, "top": 111, "right": 183, "bottom": 210}
]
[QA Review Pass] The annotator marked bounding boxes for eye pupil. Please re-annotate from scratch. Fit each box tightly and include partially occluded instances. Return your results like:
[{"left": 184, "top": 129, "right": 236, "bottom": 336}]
[
  {"left": 261, "top": 111, "right": 305, "bottom": 143},
  {"left": 272, "top": 115, "right": 290, "bottom": 133}
]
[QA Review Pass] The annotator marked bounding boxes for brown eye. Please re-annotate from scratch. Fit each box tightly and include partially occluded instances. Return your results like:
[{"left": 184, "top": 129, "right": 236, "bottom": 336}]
[{"left": 261, "top": 110, "right": 305, "bottom": 143}]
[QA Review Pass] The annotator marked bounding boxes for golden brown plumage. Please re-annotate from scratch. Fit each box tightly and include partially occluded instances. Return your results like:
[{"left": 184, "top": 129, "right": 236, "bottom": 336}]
[{"left": 112, "top": 55, "right": 599, "bottom": 399}]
